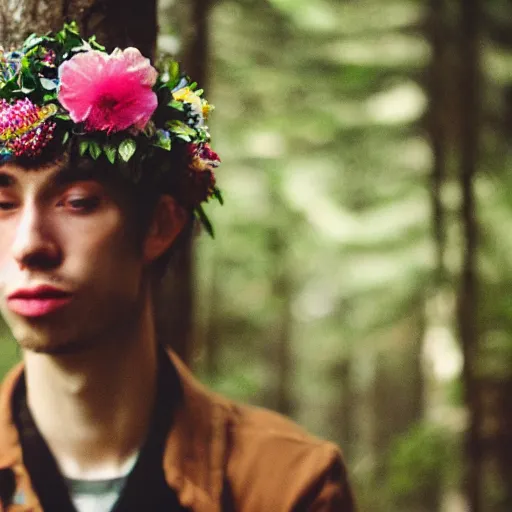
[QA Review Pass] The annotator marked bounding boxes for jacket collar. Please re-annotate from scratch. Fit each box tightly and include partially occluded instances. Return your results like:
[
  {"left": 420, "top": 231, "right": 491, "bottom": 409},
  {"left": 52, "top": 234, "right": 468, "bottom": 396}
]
[
  {"left": 0, "top": 364, "right": 23, "bottom": 469},
  {"left": 0, "top": 351, "right": 229, "bottom": 512},
  {"left": 163, "top": 352, "right": 229, "bottom": 511}
]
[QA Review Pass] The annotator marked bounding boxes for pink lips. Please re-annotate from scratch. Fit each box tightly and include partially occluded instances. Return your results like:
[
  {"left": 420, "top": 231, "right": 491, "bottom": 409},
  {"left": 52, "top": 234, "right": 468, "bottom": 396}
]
[{"left": 7, "top": 286, "right": 73, "bottom": 318}]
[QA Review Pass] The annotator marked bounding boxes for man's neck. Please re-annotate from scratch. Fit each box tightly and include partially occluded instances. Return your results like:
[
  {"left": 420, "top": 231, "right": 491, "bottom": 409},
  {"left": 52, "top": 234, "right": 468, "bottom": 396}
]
[{"left": 23, "top": 299, "right": 159, "bottom": 480}]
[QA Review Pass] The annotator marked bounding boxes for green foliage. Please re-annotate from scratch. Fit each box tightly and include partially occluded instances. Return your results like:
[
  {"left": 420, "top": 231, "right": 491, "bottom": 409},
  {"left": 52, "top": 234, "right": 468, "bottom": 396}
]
[
  {"left": 88, "top": 141, "right": 102, "bottom": 160},
  {"left": 118, "top": 138, "right": 137, "bottom": 162},
  {"left": 196, "top": 205, "right": 215, "bottom": 238},
  {"left": 104, "top": 144, "right": 117, "bottom": 164},
  {"left": 385, "top": 424, "right": 456, "bottom": 508},
  {"left": 165, "top": 120, "right": 196, "bottom": 142},
  {"left": 0, "top": 21, "right": 103, "bottom": 105}
]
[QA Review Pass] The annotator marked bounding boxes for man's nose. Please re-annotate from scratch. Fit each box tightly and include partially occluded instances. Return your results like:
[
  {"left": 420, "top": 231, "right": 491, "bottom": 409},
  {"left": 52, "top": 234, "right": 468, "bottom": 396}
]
[{"left": 12, "top": 203, "right": 62, "bottom": 271}]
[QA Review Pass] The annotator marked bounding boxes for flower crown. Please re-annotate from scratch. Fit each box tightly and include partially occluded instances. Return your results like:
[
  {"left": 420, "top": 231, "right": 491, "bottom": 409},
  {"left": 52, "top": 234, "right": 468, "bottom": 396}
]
[{"left": 0, "top": 22, "right": 222, "bottom": 236}]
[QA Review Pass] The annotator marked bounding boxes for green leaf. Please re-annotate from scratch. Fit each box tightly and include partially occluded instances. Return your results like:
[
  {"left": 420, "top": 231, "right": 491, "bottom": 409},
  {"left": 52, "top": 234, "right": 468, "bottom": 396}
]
[
  {"left": 213, "top": 187, "right": 224, "bottom": 205},
  {"left": 22, "top": 34, "right": 46, "bottom": 51},
  {"left": 168, "top": 100, "right": 185, "bottom": 111},
  {"left": 79, "top": 140, "right": 89, "bottom": 156},
  {"left": 165, "top": 120, "right": 196, "bottom": 142},
  {"left": 118, "top": 139, "right": 137, "bottom": 162},
  {"left": 104, "top": 144, "right": 117, "bottom": 164},
  {"left": 166, "top": 60, "right": 181, "bottom": 89},
  {"left": 20, "top": 56, "right": 30, "bottom": 71},
  {"left": 153, "top": 131, "right": 172, "bottom": 151},
  {"left": 62, "top": 131, "right": 70, "bottom": 145},
  {"left": 40, "top": 78, "right": 58, "bottom": 90},
  {"left": 20, "top": 72, "right": 37, "bottom": 92},
  {"left": 55, "top": 113, "right": 71, "bottom": 121},
  {"left": 196, "top": 205, "right": 215, "bottom": 238},
  {"left": 88, "top": 35, "right": 105, "bottom": 51},
  {"left": 88, "top": 141, "right": 102, "bottom": 160},
  {"left": 64, "top": 21, "right": 80, "bottom": 35}
]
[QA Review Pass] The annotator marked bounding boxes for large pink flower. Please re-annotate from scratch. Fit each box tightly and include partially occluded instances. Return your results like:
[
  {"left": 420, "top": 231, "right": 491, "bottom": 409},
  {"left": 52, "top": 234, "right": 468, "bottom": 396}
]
[{"left": 58, "top": 48, "right": 158, "bottom": 133}]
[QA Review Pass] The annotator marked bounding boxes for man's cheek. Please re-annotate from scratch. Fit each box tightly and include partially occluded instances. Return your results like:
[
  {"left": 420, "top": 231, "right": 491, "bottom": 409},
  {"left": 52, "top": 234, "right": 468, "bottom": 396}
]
[
  {"left": 0, "top": 228, "right": 17, "bottom": 270},
  {"left": 0, "top": 260, "right": 17, "bottom": 291}
]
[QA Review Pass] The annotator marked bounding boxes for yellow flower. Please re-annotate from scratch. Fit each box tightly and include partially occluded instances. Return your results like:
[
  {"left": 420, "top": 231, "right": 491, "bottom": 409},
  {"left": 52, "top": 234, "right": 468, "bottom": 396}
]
[
  {"left": 202, "top": 102, "right": 214, "bottom": 120},
  {"left": 172, "top": 87, "right": 202, "bottom": 111}
]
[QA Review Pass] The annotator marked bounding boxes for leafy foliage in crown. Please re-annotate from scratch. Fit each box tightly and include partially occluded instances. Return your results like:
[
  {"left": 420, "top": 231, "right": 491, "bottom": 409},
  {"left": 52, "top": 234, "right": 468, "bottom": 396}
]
[{"left": 0, "top": 22, "right": 222, "bottom": 236}]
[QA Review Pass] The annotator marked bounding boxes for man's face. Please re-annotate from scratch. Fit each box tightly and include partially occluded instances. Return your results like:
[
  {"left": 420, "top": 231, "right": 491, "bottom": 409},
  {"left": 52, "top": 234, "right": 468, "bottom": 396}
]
[{"left": 0, "top": 159, "right": 146, "bottom": 355}]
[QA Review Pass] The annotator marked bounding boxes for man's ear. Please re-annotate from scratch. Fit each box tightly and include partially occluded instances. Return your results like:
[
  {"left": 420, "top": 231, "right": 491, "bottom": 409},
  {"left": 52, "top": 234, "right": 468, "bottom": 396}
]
[{"left": 143, "top": 195, "right": 187, "bottom": 263}]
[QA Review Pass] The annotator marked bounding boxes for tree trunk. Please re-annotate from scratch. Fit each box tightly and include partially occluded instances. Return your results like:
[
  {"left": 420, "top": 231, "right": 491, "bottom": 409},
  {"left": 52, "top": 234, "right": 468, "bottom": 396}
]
[
  {"left": 183, "top": 0, "right": 212, "bottom": 87},
  {"left": 457, "top": 0, "right": 483, "bottom": 510},
  {"left": 427, "top": 0, "right": 448, "bottom": 286},
  {"left": 156, "top": 0, "right": 214, "bottom": 364},
  {"left": 0, "top": 0, "right": 157, "bottom": 58}
]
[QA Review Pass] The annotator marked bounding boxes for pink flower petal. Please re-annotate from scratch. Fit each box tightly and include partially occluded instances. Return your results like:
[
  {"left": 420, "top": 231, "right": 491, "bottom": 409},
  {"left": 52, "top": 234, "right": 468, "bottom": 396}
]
[
  {"left": 58, "top": 51, "right": 109, "bottom": 122},
  {"left": 114, "top": 47, "right": 158, "bottom": 87},
  {"left": 58, "top": 48, "right": 158, "bottom": 133}
]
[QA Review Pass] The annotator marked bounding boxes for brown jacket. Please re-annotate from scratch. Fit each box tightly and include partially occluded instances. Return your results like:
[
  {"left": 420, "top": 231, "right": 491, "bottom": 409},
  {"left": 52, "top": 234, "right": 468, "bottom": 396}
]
[{"left": 0, "top": 352, "right": 355, "bottom": 511}]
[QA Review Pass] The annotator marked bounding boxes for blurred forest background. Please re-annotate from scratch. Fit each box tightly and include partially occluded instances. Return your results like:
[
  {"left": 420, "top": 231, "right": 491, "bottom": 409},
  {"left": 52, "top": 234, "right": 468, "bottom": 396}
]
[{"left": 1, "top": 0, "right": 512, "bottom": 510}]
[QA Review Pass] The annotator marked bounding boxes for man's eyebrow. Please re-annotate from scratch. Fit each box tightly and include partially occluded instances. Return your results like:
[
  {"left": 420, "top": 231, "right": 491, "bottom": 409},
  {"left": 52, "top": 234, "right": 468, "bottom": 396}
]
[
  {"left": 0, "top": 172, "right": 16, "bottom": 187},
  {"left": 52, "top": 165, "right": 104, "bottom": 186}
]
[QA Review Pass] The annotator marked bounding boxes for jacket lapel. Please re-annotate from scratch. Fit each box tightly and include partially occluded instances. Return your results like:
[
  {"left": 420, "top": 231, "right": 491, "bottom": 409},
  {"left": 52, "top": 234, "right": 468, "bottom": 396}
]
[
  {"left": 163, "top": 352, "right": 229, "bottom": 512},
  {"left": 0, "top": 364, "right": 42, "bottom": 511}
]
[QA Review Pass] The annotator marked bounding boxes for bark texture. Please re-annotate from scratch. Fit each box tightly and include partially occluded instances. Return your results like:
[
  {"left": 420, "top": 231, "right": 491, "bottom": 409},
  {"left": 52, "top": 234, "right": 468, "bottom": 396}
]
[{"left": 0, "top": 0, "right": 157, "bottom": 59}]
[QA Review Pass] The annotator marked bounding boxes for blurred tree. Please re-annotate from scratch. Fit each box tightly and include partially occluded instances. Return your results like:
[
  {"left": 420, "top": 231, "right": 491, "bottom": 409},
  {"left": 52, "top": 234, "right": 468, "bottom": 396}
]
[
  {"left": 156, "top": 0, "right": 512, "bottom": 509},
  {"left": 457, "top": 0, "right": 483, "bottom": 510},
  {"left": 200, "top": 4, "right": 435, "bottom": 509},
  {"left": 426, "top": 0, "right": 448, "bottom": 286},
  {"left": 477, "top": 0, "right": 512, "bottom": 508}
]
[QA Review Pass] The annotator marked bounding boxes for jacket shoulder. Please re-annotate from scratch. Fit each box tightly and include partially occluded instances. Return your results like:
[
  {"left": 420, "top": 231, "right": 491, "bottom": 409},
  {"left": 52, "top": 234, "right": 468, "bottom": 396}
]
[
  {"left": 167, "top": 353, "right": 354, "bottom": 511},
  {"left": 222, "top": 401, "right": 354, "bottom": 511}
]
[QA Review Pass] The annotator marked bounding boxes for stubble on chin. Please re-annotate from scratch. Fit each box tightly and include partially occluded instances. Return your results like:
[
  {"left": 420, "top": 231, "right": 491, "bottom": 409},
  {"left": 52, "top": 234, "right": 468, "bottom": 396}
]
[
  {"left": 16, "top": 333, "right": 93, "bottom": 356},
  {"left": 12, "top": 323, "right": 93, "bottom": 356},
  {"left": 4, "top": 308, "right": 98, "bottom": 357}
]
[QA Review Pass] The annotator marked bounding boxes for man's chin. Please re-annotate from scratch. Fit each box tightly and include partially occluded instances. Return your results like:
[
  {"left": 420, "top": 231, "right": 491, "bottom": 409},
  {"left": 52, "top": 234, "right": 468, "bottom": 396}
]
[
  {"left": 4, "top": 312, "right": 86, "bottom": 356},
  {"left": 17, "top": 336, "right": 92, "bottom": 356}
]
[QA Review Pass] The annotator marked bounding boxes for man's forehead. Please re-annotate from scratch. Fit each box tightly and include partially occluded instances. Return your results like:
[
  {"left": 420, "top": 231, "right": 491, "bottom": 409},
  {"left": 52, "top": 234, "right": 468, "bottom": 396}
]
[{"left": 0, "top": 156, "right": 106, "bottom": 187}]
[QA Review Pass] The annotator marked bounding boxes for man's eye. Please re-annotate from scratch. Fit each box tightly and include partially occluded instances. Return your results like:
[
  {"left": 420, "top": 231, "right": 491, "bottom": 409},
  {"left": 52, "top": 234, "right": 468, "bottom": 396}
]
[
  {"left": 0, "top": 201, "right": 16, "bottom": 211},
  {"left": 59, "top": 196, "right": 101, "bottom": 212}
]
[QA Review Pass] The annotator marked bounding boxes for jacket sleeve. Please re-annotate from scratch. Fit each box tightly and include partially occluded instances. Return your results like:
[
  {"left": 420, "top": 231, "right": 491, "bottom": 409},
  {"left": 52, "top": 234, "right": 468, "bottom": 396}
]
[{"left": 292, "top": 448, "right": 356, "bottom": 512}]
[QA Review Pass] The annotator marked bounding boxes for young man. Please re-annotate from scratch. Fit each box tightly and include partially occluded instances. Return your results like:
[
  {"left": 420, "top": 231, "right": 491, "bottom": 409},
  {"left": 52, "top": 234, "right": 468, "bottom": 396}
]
[{"left": 0, "top": 25, "right": 355, "bottom": 511}]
